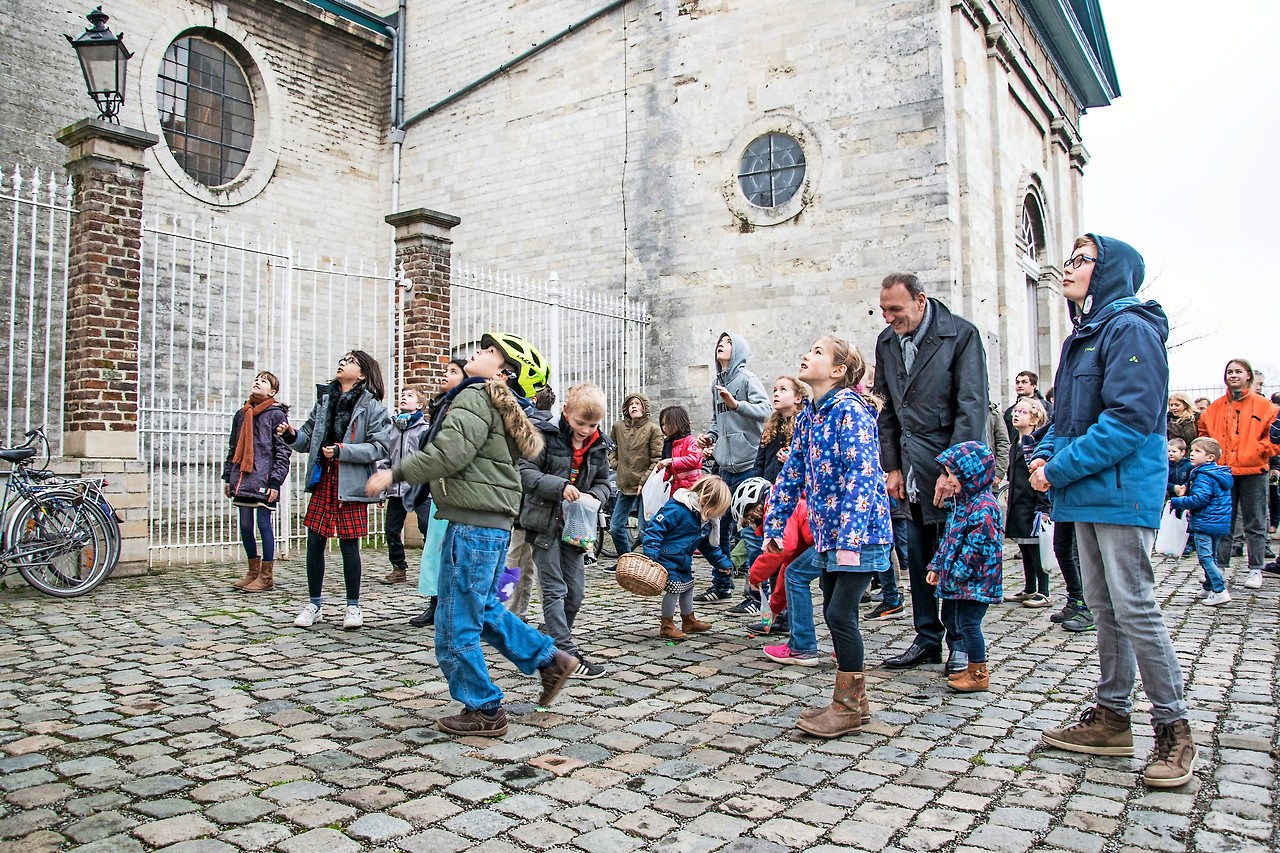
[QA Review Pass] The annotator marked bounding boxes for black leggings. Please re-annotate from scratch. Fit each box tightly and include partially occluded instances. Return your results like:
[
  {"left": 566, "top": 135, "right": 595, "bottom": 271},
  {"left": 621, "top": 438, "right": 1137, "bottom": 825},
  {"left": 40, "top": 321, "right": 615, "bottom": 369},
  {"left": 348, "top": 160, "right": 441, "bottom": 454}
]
[
  {"left": 306, "top": 531, "right": 362, "bottom": 602},
  {"left": 819, "top": 570, "right": 873, "bottom": 672},
  {"left": 1018, "top": 543, "right": 1050, "bottom": 595},
  {"left": 238, "top": 506, "right": 275, "bottom": 561}
]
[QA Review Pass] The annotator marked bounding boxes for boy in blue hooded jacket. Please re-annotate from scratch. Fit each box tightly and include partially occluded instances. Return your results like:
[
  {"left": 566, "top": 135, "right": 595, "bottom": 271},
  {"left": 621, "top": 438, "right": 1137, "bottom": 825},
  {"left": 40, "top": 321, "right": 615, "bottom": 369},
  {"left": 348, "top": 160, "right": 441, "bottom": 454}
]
[
  {"left": 1170, "top": 437, "right": 1233, "bottom": 605},
  {"left": 1031, "top": 234, "right": 1196, "bottom": 789}
]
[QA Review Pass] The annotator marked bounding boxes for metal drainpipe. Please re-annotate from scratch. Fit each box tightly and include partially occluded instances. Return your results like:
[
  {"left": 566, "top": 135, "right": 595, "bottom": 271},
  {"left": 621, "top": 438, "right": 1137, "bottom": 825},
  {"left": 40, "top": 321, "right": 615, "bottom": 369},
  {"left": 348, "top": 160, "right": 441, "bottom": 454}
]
[{"left": 400, "top": 0, "right": 629, "bottom": 132}]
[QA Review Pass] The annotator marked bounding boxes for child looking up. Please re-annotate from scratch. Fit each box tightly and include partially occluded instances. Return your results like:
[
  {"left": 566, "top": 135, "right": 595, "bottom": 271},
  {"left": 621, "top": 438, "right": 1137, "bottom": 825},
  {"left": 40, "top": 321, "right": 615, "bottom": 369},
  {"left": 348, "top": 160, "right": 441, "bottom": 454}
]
[
  {"left": 643, "top": 475, "right": 733, "bottom": 640},
  {"left": 1006, "top": 397, "right": 1052, "bottom": 608},
  {"left": 379, "top": 385, "right": 432, "bottom": 586},
  {"left": 1170, "top": 437, "right": 1233, "bottom": 606},
  {"left": 607, "top": 392, "right": 664, "bottom": 560},
  {"left": 927, "top": 441, "right": 1004, "bottom": 692},
  {"left": 224, "top": 371, "right": 292, "bottom": 593},
  {"left": 764, "top": 336, "right": 892, "bottom": 739}
]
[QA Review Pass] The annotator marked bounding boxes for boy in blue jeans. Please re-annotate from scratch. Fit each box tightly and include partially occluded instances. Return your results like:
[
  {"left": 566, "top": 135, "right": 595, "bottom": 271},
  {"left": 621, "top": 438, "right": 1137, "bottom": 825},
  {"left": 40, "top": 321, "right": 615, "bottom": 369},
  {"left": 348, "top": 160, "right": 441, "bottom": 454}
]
[
  {"left": 1170, "top": 436, "right": 1233, "bottom": 606},
  {"left": 366, "top": 334, "right": 577, "bottom": 737}
]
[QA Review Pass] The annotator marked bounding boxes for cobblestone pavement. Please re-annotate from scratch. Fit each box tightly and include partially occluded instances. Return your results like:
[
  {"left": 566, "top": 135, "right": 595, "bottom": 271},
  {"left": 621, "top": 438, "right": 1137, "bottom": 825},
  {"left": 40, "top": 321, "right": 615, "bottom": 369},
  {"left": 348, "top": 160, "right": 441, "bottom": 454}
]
[{"left": 0, "top": 549, "right": 1276, "bottom": 853}]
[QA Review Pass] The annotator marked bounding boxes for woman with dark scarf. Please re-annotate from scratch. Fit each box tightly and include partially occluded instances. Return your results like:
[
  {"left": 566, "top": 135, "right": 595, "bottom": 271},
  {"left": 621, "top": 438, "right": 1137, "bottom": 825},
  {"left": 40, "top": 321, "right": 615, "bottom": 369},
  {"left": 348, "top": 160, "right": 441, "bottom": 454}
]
[{"left": 278, "top": 351, "right": 393, "bottom": 629}]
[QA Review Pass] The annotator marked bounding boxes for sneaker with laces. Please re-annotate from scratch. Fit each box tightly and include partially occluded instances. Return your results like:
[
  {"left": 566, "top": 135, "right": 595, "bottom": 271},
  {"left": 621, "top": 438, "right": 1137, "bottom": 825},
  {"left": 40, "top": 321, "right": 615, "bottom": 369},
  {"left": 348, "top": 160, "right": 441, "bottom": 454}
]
[
  {"left": 1193, "top": 588, "right": 1209, "bottom": 600},
  {"left": 1242, "top": 571, "right": 1263, "bottom": 589},
  {"left": 763, "top": 644, "right": 824, "bottom": 666},
  {"left": 694, "top": 587, "right": 733, "bottom": 603},
  {"left": 343, "top": 605, "right": 363, "bottom": 629},
  {"left": 866, "top": 601, "right": 905, "bottom": 620},
  {"left": 1061, "top": 608, "right": 1095, "bottom": 632},
  {"left": 1041, "top": 705, "right": 1134, "bottom": 755},
  {"left": 747, "top": 613, "right": 790, "bottom": 634},
  {"left": 728, "top": 596, "right": 761, "bottom": 615},
  {"left": 1143, "top": 719, "right": 1197, "bottom": 788},
  {"left": 569, "top": 658, "right": 607, "bottom": 679},
  {"left": 437, "top": 707, "right": 508, "bottom": 737},
  {"left": 1049, "top": 601, "right": 1082, "bottom": 623},
  {"left": 1202, "top": 589, "right": 1231, "bottom": 606},
  {"left": 293, "top": 602, "right": 323, "bottom": 627},
  {"left": 1022, "top": 592, "right": 1051, "bottom": 608}
]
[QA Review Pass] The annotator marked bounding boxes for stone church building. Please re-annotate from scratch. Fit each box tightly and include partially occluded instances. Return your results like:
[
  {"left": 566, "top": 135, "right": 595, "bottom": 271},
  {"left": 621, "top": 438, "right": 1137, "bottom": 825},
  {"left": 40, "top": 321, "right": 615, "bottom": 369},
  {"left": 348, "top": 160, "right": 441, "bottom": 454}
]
[{"left": 4, "top": 0, "right": 1118, "bottom": 415}]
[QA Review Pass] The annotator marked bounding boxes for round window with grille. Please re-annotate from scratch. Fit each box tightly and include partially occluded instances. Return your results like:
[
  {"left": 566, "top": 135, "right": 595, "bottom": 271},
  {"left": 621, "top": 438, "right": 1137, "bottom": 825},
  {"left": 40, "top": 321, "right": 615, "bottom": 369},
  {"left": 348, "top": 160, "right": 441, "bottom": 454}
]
[{"left": 737, "top": 133, "right": 806, "bottom": 208}]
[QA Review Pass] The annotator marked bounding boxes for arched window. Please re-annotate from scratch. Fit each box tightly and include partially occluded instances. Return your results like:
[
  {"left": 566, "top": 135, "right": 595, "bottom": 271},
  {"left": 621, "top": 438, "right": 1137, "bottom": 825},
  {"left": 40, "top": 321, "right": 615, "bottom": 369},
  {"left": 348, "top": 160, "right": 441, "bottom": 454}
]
[{"left": 1018, "top": 191, "right": 1048, "bottom": 375}]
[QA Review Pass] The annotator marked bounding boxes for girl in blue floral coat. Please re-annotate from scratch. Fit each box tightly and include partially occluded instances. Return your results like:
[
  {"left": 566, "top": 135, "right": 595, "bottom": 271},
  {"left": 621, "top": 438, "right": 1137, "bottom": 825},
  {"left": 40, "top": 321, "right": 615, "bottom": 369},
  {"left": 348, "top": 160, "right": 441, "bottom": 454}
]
[
  {"left": 764, "top": 336, "right": 892, "bottom": 739},
  {"left": 926, "top": 441, "right": 1004, "bottom": 693}
]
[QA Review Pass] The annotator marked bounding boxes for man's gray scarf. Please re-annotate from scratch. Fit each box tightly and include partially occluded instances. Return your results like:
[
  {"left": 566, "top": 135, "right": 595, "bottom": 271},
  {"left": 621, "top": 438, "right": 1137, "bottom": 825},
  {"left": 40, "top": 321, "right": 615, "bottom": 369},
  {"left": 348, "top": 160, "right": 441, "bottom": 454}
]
[{"left": 897, "top": 299, "right": 934, "bottom": 503}]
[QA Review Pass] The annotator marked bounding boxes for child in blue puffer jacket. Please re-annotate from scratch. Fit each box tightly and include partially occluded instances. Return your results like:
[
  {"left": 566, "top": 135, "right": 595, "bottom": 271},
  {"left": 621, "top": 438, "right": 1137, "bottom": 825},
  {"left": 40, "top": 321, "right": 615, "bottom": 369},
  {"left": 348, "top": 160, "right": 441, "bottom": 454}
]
[
  {"left": 1170, "top": 436, "right": 1233, "bottom": 606},
  {"left": 644, "top": 475, "right": 733, "bottom": 641},
  {"left": 926, "top": 441, "right": 1004, "bottom": 693}
]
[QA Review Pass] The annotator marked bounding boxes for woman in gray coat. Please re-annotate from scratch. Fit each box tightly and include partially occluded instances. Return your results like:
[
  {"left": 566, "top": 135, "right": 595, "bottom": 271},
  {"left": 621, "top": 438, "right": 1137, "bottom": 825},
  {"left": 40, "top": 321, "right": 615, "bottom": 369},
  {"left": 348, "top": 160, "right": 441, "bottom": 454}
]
[{"left": 277, "top": 350, "right": 393, "bottom": 630}]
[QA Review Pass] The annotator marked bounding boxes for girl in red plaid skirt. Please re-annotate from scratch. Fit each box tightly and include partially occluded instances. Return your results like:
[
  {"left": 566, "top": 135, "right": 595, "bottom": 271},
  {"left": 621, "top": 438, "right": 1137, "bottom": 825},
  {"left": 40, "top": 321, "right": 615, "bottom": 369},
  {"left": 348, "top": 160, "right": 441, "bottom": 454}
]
[{"left": 278, "top": 351, "right": 394, "bottom": 629}]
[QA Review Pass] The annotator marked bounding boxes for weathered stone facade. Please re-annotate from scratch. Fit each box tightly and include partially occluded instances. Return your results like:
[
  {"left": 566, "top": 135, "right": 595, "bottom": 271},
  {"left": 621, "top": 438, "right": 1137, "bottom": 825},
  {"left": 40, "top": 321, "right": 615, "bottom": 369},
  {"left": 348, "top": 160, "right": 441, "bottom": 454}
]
[{"left": 398, "top": 0, "right": 1104, "bottom": 419}]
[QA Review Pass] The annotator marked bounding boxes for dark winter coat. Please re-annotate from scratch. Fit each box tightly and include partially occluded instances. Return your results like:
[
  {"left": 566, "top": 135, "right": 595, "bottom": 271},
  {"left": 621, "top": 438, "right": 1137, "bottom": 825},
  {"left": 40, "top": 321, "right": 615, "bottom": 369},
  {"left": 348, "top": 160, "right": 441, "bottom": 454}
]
[
  {"left": 1033, "top": 235, "right": 1171, "bottom": 529},
  {"left": 643, "top": 490, "right": 734, "bottom": 584},
  {"left": 222, "top": 403, "right": 292, "bottom": 505},
  {"left": 519, "top": 416, "right": 613, "bottom": 546},
  {"left": 874, "top": 297, "right": 991, "bottom": 525},
  {"left": 1166, "top": 413, "right": 1199, "bottom": 448},
  {"left": 1005, "top": 436, "right": 1050, "bottom": 541},
  {"left": 1169, "top": 462, "right": 1233, "bottom": 536},
  {"left": 1166, "top": 457, "right": 1192, "bottom": 501},
  {"left": 750, "top": 425, "right": 790, "bottom": 483},
  {"left": 928, "top": 442, "right": 1004, "bottom": 605},
  {"left": 290, "top": 382, "right": 393, "bottom": 503}
]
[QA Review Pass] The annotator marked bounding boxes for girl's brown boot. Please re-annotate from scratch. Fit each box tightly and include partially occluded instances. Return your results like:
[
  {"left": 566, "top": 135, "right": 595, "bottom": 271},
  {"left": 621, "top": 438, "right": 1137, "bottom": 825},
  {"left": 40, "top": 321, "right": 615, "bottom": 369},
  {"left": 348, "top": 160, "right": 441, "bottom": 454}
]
[
  {"left": 796, "top": 671, "right": 863, "bottom": 738},
  {"left": 946, "top": 662, "right": 990, "bottom": 692},
  {"left": 660, "top": 617, "right": 686, "bottom": 640},
  {"left": 233, "top": 557, "right": 261, "bottom": 590},
  {"left": 681, "top": 612, "right": 711, "bottom": 633},
  {"left": 242, "top": 560, "right": 274, "bottom": 592}
]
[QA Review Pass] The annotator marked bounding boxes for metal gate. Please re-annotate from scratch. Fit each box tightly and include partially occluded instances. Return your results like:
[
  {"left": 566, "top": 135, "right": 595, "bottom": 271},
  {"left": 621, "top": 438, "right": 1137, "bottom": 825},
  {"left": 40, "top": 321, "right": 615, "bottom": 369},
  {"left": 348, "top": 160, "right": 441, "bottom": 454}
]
[{"left": 137, "top": 214, "right": 403, "bottom": 565}]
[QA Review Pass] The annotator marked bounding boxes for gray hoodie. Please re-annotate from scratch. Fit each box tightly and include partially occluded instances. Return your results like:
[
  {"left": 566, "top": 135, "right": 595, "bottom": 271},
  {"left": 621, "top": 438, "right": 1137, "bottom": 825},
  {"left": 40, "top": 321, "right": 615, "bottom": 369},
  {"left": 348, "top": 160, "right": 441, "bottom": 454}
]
[{"left": 706, "top": 332, "right": 770, "bottom": 474}]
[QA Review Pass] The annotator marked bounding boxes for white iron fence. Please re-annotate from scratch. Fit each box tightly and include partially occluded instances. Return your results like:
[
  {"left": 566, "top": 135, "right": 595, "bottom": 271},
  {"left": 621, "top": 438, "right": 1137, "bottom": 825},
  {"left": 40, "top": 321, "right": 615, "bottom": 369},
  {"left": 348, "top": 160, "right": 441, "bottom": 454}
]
[
  {"left": 137, "top": 214, "right": 402, "bottom": 565},
  {"left": 450, "top": 263, "right": 649, "bottom": 419},
  {"left": 0, "top": 165, "right": 72, "bottom": 454}
]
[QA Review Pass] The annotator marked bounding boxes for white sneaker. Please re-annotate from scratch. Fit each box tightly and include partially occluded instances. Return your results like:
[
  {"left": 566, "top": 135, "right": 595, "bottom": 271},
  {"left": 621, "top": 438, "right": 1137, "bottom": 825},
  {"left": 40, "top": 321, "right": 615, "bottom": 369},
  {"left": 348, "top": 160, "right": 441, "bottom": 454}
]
[
  {"left": 294, "top": 602, "right": 323, "bottom": 627},
  {"left": 1243, "top": 571, "right": 1263, "bottom": 590},
  {"left": 1203, "top": 590, "right": 1231, "bottom": 606},
  {"left": 1193, "top": 588, "right": 1209, "bottom": 600},
  {"left": 343, "top": 605, "right": 363, "bottom": 629}
]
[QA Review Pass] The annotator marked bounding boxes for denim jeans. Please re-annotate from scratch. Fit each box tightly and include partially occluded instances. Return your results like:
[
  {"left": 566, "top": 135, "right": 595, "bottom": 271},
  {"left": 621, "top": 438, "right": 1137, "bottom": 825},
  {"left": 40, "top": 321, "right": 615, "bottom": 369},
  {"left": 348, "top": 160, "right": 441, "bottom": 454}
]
[
  {"left": 783, "top": 547, "right": 821, "bottom": 654},
  {"left": 817, "top": 544, "right": 888, "bottom": 672},
  {"left": 435, "top": 523, "right": 556, "bottom": 711},
  {"left": 738, "top": 526, "right": 763, "bottom": 599},
  {"left": 716, "top": 468, "right": 753, "bottom": 559},
  {"left": 945, "top": 600, "right": 990, "bottom": 662},
  {"left": 1076, "top": 522, "right": 1188, "bottom": 725},
  {"left": 608, "top": 492, "right": 646, "bottom": 555},
  {"left": 1192, "top": 531, "right": 1225, "bottom": 593}
]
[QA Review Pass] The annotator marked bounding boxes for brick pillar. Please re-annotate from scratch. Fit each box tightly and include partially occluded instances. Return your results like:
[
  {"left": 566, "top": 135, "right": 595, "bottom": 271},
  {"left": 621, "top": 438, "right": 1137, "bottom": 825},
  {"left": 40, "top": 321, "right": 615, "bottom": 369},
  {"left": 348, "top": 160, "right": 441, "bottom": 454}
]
[
  {"left": 385, "top": 207, "right": 460, "bottom": 387},
  {"left": 55, "top": 118, "right": 157, "bottom": 459}
]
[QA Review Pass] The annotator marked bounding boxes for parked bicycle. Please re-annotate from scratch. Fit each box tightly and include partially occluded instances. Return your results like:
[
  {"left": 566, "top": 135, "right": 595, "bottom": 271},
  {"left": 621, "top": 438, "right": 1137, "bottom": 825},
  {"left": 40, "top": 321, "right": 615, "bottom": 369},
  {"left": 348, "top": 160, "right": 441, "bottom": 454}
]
[{"left": 1, "top": 429, "right": 121, "bottom": 596}]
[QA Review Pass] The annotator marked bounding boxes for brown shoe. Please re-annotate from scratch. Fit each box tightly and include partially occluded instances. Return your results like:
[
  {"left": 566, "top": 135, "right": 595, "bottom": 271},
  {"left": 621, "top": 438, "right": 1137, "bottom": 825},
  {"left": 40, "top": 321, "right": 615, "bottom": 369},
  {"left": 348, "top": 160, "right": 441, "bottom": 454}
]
[
  {"left": 241, "top": 560, "right": 274, "bottom": 592},
  {"left": 1143, "top": 719, "right": 1197, "bottom": 788},
  {"left": 378, "top": 566, "right": 408, "bottom": 585},
  {"left": 946, "top": 662, "right": 990, "bottom": 692},
  {"left": 796, "top": 671, "right": 863, "bottom": 738},
  {"left": 660, "top": 617, "right": 686, "bottom": 640},
  {"left": 232, "top": 557, "right": 261, "bottom": 590},
  {"left": 537, "top": 650, "right": 579, "bottom": 707},
  {"left": 1041, "top": 705, "right": 1134, "bottom": 756},
  {"left": 801, "top": 668, "right": 871, "bottom": 724},
  {"left": 681, "top": 612, "right": 711, "bottom": 633},
  {"left": 437, "top": 707, "right": 508, "bottom": 737}
]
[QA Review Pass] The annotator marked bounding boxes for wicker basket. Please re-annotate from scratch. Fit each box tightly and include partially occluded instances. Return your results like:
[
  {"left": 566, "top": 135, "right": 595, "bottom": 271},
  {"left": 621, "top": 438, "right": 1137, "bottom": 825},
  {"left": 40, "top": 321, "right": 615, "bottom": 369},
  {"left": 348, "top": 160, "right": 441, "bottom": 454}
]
[{"left": 614, "top": 552, "right": 668, "bottom": 597}]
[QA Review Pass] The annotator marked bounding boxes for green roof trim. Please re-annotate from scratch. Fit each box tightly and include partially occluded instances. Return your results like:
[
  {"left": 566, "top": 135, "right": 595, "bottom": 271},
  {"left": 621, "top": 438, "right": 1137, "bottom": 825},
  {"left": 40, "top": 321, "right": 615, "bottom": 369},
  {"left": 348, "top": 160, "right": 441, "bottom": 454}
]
[
  {"left": 307, "top": 0, "right": 389, "bottom": 34},
  {"left": 1017, "top": 0, "right": 1120, "bottom": 108}
]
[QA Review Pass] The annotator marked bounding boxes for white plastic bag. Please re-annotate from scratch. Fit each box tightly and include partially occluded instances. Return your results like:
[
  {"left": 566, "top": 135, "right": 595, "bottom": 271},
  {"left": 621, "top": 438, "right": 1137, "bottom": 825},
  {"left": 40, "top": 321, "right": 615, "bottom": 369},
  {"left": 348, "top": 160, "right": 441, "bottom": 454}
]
[
  {"left": 1153, "top": 503, "right": 1189, "bottom": 557},
  {"left": 641, "top": 468, "right": 671, "bottom": 521},
  {"left": 561, "top": 493, "right": 601, "bottom": 551},
  {"left": 1035, "top": 512, "right": 1059, "bottom": 572}
]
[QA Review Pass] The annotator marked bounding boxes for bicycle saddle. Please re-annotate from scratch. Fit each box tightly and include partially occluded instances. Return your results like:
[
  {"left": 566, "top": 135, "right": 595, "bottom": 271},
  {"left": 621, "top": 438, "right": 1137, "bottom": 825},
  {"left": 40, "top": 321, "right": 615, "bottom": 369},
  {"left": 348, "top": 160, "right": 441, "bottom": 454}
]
[{"left": 0, "top": 447, "right": 37, "bottom": 462}]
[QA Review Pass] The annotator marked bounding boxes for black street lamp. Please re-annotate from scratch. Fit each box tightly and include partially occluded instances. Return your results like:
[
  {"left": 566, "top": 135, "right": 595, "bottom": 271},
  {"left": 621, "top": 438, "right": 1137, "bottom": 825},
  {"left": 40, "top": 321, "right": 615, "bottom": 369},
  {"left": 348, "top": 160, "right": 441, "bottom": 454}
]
[{"left": 65, "top": 7, "right": 133, "bottom": 123}]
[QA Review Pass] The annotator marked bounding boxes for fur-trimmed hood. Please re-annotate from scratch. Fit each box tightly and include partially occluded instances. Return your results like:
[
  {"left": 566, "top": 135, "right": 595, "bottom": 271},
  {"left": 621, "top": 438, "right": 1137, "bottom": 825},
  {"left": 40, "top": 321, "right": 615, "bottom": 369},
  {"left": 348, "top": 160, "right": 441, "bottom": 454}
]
[{"left": 485, "top": 378, "right": 544, "bottom": 460}]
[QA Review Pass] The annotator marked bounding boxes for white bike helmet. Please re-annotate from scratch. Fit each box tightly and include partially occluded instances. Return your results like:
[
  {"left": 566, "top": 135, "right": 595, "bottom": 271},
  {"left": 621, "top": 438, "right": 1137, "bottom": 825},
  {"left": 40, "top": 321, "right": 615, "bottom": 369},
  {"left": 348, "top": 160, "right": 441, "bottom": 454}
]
[{"left": 731, "top": 477, "right": 772, "bottom": 526}]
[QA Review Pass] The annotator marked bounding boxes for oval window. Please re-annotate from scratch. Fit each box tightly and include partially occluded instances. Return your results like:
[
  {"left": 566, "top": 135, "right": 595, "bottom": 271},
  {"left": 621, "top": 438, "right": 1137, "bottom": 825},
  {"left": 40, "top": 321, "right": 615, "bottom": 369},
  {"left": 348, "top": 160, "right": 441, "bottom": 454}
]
[{"left": 156, "top": 35, "right": 255, "bottom": 187}]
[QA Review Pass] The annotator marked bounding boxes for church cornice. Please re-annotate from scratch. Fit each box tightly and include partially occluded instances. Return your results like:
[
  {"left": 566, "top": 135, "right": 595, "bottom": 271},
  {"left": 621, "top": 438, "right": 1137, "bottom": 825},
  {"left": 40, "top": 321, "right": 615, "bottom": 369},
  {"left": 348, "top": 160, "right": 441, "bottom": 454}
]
[{"left": 1014, "top": 0, "right": 1118, "bottom": 108}]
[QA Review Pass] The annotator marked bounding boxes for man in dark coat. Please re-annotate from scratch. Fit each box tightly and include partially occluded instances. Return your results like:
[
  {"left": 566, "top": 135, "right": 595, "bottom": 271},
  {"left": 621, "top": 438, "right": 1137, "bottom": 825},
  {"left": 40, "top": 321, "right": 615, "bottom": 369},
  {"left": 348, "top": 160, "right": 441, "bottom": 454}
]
[{"left": 874, "top": 273, "right": 991, "bottom": 674}]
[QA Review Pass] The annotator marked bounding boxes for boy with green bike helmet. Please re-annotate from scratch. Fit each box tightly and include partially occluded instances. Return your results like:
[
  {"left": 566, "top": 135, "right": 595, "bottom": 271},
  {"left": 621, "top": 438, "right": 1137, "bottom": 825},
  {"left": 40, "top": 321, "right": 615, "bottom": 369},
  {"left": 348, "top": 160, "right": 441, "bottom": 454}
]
[{"left": 481, "top": 332, "right": 549, "bottom": 399}]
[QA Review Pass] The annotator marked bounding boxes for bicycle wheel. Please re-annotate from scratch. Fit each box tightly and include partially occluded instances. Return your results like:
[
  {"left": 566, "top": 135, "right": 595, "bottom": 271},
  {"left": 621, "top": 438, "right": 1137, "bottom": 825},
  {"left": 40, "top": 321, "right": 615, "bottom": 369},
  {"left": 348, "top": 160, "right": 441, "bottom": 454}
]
[
  {"left": 8, "top": 496, "right": 111, "bottom": 597},
  {"left": 84, "top": 498, "right": 122, "bottom": 577}
]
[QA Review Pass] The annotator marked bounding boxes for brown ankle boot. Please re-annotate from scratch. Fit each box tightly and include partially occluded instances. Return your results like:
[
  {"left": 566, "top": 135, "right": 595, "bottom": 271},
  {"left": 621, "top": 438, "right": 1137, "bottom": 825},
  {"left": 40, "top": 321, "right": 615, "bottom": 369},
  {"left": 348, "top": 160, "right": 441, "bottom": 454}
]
[
  {"left": 660, "top": 617, "right": 686, "bottom": 640},
  {"left": 233, "top": 557, "right": 261, "bottom": 590},
  {"left": 681, "top": 612, "right": 711, "bottom": 633},
  {"left": 796, "top": 671, "right": 863, "bottom": 738},
  {"left": 379, "top": 565, "right": 408, "bottom": 584},
  {"left": 242, "top": 560, "right": 274, "bottom": 592},
  {"left": 802, "top": 667, "right": 871, "bottom": 723},
  {"left": 946, "top": 662, "right": 990, "bottom": 692}
]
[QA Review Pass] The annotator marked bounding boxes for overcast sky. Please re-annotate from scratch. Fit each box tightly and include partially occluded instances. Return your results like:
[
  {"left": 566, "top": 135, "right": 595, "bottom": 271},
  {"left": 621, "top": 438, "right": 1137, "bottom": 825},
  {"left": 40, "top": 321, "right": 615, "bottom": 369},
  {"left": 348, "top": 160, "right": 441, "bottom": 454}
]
[{"left": 1080, "top": 2, "right": 1278, "bottom": 394}]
